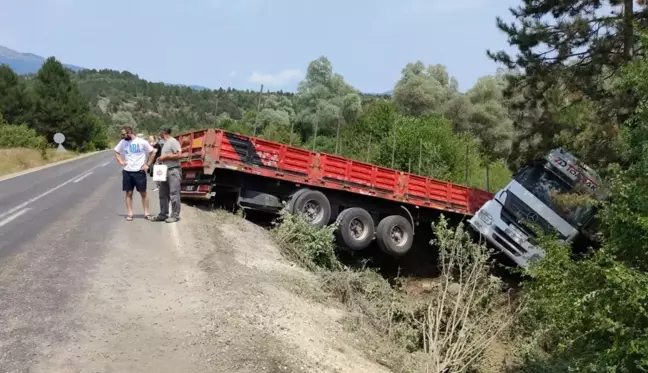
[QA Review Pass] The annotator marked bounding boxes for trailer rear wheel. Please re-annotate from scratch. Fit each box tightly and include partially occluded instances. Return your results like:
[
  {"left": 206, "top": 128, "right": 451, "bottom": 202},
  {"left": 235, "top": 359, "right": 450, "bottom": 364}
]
[
  {"left": 335, "top": 207, "right": 374, "bottom": 251},
  {"left": 286, "top": 188, "right": 311, "bottom": 213},
  {"left": 292, "top": 190, "right": 331, "bottom": 228},
  {"left": 376, "top": 215, "right": 413, "bottom": 257}
]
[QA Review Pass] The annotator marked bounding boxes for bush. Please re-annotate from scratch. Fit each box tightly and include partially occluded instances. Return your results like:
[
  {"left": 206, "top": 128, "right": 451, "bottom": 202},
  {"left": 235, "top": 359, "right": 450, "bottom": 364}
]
[
  {"left": 0, "top": 122, "right": 47, "bottom": 149},
  {"left": 272, "top": 208, "right": 342, "bottom": 271},
  {"left": 422, "top": 217, "right": 520, "bottom": 373}
]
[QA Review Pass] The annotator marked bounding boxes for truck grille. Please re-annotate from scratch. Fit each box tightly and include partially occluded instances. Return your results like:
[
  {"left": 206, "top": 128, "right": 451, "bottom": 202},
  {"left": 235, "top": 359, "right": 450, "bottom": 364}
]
[{"left": 501, "top": 192, "right": 564, "bottom": 239}]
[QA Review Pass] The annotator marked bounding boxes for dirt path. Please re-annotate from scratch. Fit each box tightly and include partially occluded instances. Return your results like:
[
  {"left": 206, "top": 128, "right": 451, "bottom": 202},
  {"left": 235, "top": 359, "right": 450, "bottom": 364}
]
[{"left": 34, "top": 204, "right": 389, "bottom": 373}]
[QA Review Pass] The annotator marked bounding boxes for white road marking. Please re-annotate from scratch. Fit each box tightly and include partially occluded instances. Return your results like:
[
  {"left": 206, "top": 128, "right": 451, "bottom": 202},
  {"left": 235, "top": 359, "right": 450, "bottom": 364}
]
[
  {"left": 0, "top": 208, "right": 31, "bottom": 229},
  {"left": 73, "top": 171, "right": 93, "bottom": 183},
  {"left": 0, "top": 161, "right": 111, "bottom": 220}
]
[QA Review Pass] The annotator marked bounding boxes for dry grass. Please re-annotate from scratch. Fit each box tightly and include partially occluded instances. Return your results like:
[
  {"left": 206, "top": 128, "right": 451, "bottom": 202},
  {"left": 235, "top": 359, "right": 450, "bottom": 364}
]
[{"left": 0, "top": 148, "right": 79, "bottom": 177}]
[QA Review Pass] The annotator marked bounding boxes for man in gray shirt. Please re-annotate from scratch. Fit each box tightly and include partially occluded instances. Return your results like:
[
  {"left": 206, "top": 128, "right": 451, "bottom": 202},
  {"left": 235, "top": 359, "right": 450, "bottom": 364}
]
[{"left": 150, "top": 127, "right": 183, "bottom": 223}]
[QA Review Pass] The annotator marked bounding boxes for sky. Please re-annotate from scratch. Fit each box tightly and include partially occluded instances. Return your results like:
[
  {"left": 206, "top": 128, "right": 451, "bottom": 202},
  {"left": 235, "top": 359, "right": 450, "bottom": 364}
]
[{"left": 0, "top": 0, "right": 519, "bottom": 93}]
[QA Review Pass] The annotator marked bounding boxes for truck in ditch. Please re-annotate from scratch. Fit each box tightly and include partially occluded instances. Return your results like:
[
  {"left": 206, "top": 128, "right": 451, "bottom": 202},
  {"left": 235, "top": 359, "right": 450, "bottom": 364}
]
[
  {"left": 468, "top": 148, "right": 606, "bottom": 267},
  {"left": 175, "top": 128, "right": 493, "bottom": 257}
]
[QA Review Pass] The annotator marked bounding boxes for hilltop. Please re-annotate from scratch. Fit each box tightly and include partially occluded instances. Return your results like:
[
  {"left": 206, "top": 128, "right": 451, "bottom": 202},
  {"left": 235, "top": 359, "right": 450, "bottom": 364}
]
[
  {"left": 0, "top": 45, "right": 84, "bottom": 74},
  {"left": 0, "top": 45, "right": 210, "bottom": 90}
]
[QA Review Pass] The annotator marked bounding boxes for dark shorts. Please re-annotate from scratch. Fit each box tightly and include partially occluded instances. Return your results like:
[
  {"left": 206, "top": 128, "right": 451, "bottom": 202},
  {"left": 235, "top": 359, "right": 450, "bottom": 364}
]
[{"left": 122, "top": 170, "right": 147, "bottom": 192}]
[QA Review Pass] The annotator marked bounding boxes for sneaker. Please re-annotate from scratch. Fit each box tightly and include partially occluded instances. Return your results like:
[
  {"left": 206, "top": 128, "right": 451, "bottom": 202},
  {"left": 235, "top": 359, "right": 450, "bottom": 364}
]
[
  {"left": 151, "top": 187, "right": 159, "bottom": 192},
  {"left": 165, "top": 217, "right": 179, "bottom": 223},
  {"left": 150, "top": 215, "right": 167, "bottom": 222}
]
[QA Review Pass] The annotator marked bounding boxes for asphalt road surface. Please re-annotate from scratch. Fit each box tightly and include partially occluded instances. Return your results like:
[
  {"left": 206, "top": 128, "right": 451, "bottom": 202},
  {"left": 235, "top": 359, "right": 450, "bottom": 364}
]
[
  {"left": 0, "top": 151, "right": 391, "bottom": 373},
  {"left": 0, "top": 152, "right": 185, "bottom": 372}
]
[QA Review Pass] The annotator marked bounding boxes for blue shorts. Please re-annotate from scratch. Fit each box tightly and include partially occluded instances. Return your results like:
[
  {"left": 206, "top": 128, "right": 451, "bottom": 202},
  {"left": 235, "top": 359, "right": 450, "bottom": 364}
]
[{"left": 122, "top": 170, "right": 147, "bottom": 192}]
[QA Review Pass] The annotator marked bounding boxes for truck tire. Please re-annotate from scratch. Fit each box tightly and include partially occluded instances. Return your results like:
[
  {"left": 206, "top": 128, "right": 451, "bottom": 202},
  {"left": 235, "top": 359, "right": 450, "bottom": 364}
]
[
  {"left": 335, "top": 207, "right": 375, "bottom": 251},
  {"left": 286, "top": 188, "right": 311, "bottom": 214},
  {"left": 376, "top": 215, "right": 414, "bottom": 257},
  {"left": 292, "top": 190, "right": 331, "bottom": 228}
]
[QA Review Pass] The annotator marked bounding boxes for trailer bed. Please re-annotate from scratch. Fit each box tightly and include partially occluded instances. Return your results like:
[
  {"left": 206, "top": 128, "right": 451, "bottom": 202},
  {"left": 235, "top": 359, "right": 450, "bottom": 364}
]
[{"left": 176, "top": 128, "right": 493, "bottom": 217}]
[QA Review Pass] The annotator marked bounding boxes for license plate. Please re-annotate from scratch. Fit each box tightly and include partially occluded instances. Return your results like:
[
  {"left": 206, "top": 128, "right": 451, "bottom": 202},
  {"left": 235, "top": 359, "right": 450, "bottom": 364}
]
[{"left": 184, "top": 185, "right": 194, "bottom": 191}]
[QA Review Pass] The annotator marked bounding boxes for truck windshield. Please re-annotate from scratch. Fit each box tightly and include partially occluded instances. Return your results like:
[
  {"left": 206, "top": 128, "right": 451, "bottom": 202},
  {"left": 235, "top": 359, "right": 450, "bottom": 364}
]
[{"left": 514, "top": 164, "right": 596, "bottom": 228}]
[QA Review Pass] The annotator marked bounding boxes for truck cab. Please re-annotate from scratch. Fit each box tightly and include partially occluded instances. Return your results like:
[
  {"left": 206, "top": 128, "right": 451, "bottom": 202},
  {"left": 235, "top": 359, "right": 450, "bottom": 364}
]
[{"left": 469, "top": 148, "right": 605, "bottom": 267}]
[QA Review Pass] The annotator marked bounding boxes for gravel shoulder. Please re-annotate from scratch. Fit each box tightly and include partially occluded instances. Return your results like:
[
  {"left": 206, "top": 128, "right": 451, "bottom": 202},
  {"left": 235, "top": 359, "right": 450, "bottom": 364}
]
[{"left": 31, "top": 202, "right": 389, "bottom": 373}]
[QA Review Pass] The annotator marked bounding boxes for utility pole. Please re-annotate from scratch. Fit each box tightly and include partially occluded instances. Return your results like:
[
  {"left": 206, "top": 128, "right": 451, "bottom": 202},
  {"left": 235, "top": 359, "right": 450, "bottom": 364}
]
[
  {"left": 312, "top": 106, "right": 320, "bottom": 151},
  {"left": 465, "top": 144, "right": 469, "bottom": 184},
  {"left": 418, "top": 139, "right": 422, "bottom": 174},
  {"left": 391, "top": 120, "right": 397, "bottom": 168},
  {"left": 253, "top": 84, "right": 264, "bottom": 136},
  {"left": 335, "top": 117, "right": 342, "bottom": 154},
  {"left": 214, "top": 95, "right": 220, "bottom": 124}
]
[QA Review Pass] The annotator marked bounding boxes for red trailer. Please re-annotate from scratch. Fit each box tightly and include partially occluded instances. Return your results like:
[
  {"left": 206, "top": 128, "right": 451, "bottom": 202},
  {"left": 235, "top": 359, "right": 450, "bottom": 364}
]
[{"left": 176, "top": 128, "right": 493, "bottom": 256}]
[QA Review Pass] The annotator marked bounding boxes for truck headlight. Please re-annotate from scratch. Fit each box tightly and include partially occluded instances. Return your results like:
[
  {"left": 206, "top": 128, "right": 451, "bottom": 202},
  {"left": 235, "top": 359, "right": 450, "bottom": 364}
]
[{"left": 478, "top": 211, "right": 493, "bottom": 225}]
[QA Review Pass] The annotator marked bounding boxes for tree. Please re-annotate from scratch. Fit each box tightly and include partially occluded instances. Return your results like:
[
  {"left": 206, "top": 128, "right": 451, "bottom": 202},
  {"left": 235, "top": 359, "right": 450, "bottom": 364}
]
[
  {"left": 0, "top": 64, "right": 32, "bottom": 124},
  {"left": 392, "top": 62, "right": 458, "bottom": 117},
  {"left": 31, "top": 57, "right": 102, "bottom": 149},
  {"left": 488, "top": 1, "right": 644, "bottom": 169},
  {"left": 489, "top": 0, "right": 644, "bottom": 102},
  {"left": 464, "top": 75, "right": 513, "bottom": 161},
  {"left": 513, "top": 32, "right": 648, "bottom": 372},
  {"left": 294, "top": 56, "right": 362, "bottom": 150}
]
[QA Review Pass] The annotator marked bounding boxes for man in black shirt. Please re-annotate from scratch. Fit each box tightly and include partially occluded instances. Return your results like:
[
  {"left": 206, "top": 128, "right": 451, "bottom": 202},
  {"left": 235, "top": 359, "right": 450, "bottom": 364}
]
[{"left": 148, "top": 135, "right": 163, "bottom": 191}]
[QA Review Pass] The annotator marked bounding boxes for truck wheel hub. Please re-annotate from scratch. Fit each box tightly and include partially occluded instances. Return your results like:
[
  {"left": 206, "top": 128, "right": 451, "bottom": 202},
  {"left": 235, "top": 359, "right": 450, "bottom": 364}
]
[{"left": 349, "top": 218, "right": 367, "bottom": 240}]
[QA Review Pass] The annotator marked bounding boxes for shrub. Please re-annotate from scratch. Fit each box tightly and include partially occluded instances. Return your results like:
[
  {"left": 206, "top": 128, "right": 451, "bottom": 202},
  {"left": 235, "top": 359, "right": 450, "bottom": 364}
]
[
  {"left": 271, "top": 208, "right": 519, "bottom": 373},
  {"left": 420, "top": 216, "right": 520, "bottom": 373},
  {"left": 0, "top": 122, "right": 47, "bottom": 149},
  {"left": 272, "top": 208, "right": 342, "bottom": 271}
]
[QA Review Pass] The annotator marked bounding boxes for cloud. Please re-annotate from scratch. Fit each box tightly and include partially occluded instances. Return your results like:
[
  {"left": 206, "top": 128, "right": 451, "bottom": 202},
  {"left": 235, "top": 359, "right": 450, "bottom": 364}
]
[
  {"left": 229, "top": 70, "right": 237, "bottom": 77},
  {"left": 248, "top": 69, "right": 304, "bottom": 87}
]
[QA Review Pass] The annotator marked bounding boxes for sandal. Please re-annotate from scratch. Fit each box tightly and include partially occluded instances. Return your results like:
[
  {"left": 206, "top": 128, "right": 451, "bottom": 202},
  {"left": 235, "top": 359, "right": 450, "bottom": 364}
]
[{"left": 126, "top": 215, "right": 134, "bottom": 221}]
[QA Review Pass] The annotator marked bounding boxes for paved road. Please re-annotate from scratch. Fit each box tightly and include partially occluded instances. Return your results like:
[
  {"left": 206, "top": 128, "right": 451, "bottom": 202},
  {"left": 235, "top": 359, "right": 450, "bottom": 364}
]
[
  {"left": 0, "top": 151, "right": 391, "bottom": 373},
  {"left": 0, "top": 152, "right": 170, "bottom": 372}
]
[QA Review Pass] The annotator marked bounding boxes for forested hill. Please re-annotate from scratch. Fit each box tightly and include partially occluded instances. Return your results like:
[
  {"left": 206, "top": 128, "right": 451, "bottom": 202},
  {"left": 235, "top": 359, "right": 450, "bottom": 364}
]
[
  {"left": 66, "top": 60, "right": 518, "bottom": 191},
  {"left": 73, "top": 68, "right": 389, "bottom": 134},
  {"left": 74, "top": 69, "right": 295, "bottom": 133}
]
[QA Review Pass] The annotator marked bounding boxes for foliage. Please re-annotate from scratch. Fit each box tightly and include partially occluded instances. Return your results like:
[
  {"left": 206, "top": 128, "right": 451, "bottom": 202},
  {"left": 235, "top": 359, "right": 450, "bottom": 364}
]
[
  {"left": 272, "top": 208, "right": 342, "bottom": 272},
  {"left": 3, "top": 51, "right": 511, "bottom": 189},
  {"left": 488, "top": 1, "right": 642, "bottom": 171},
  {"left": 294, "top": 56, "right": 362, "bottom": 151},
  {"left": 421, "top": 217, "right": 519, "bottom": 373},
  {"left": 489, "top": 0, "right": 642, "bottom": 108},
  {"left": 0, "top": 58, "right": 109, "bottom": 151},
  {"left": 272, "top": 208, "right": 516, "bottom": 373},
  {"left": 511, "top": 32, "right": 648, "bottom": 372},
  {"left": 0, "top": 64, "right": 32, "bottom": 124},
  {"left": 0, "top": 115, "right": 47, "bottom": 149},
  {"left": 392, "top": 61, "right": 458, "bottom": 117}
]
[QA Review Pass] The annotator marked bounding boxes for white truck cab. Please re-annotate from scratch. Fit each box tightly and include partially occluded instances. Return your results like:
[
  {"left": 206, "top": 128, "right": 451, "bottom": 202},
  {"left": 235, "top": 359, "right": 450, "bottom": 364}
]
[{"left": 469, "top": 148, "right": 605, "bottom": 267}]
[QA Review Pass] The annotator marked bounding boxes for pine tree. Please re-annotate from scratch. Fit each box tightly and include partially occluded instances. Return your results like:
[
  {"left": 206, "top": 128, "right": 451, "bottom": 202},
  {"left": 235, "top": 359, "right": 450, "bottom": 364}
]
[
  {"left": 489, "top": 0, "right": 643, "bottom": 101},
  {"left": 0, "top": 64, "right": 32, "bottom": 124},
  {"left": 31, "top": 57, "right": 95, "bottom": 149},
  {"left": 488, "top": 1, "right": 642, "bottom": 169}
]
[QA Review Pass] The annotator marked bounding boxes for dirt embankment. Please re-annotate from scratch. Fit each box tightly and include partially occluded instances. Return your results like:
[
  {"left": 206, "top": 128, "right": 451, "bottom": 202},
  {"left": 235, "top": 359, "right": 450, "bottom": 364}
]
[{"left": 184, "top": 207, "right": 391, "bottom": 373}]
